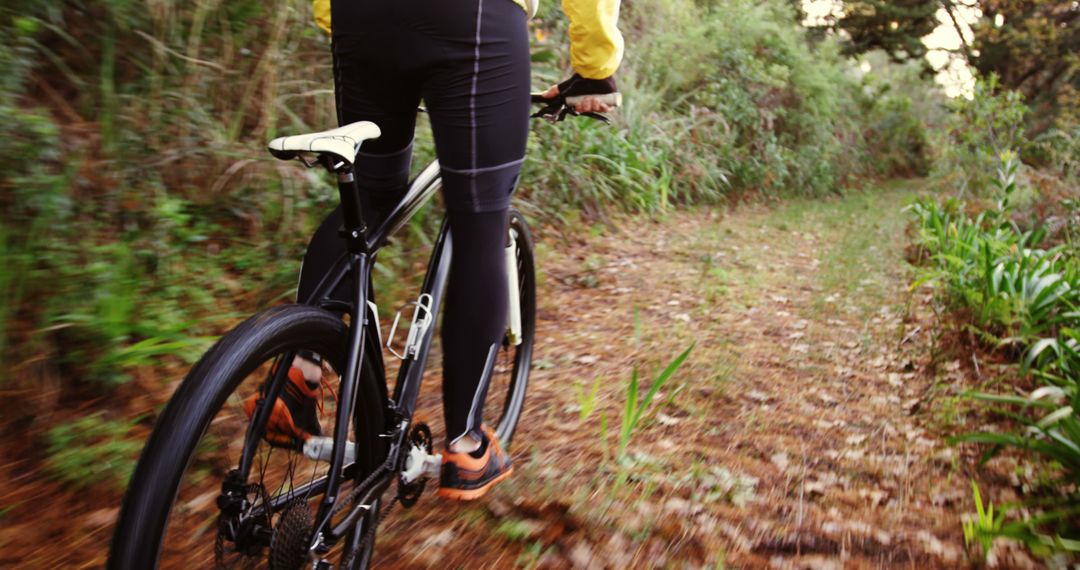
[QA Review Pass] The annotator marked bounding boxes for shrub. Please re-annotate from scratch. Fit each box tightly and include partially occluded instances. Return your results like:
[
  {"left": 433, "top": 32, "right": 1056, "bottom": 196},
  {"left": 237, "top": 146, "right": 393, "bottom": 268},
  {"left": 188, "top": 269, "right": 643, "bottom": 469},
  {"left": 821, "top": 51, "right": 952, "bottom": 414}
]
[
  {"left": 523, "top": 0, "right": 935, "bottom": 217},
  {"left": 934, "top": 75, "right": 1029, "bottom": 196}
]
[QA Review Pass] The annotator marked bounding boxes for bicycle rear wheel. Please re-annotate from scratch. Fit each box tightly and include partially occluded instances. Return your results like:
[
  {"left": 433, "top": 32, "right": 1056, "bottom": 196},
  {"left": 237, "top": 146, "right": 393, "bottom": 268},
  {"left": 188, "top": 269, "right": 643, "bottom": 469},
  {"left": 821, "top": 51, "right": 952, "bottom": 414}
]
[
  {"left": 486, "top": 208, "right": 535, "bottom": 445},
  {"left": 109, "top": 305, "right": 387, "bottom": 570}
]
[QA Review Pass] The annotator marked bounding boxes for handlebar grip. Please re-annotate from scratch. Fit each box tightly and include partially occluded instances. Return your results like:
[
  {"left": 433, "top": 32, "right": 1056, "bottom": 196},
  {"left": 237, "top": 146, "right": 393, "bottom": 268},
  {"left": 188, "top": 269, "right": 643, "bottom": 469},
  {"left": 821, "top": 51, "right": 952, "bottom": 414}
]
[
  {"left": 565, "top": 92, "right": 622, "bottom": 108},
  {"left": 531, "top": 92, "right": 623, "bottom": 108}
]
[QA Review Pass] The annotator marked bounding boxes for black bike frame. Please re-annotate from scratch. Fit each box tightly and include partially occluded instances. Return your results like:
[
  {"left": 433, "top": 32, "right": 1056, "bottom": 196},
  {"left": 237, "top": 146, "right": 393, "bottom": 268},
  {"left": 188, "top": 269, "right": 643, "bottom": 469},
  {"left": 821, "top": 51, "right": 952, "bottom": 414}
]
[{"left": 235, "top": 159, "right": 452, "bottom": 552}]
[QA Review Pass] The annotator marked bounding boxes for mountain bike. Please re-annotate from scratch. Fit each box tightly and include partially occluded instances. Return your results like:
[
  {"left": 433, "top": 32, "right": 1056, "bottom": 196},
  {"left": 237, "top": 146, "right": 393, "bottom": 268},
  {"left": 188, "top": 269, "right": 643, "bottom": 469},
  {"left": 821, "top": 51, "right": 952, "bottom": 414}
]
[{"left": 108, "top": 93, "right": 601, "bottom": 569}]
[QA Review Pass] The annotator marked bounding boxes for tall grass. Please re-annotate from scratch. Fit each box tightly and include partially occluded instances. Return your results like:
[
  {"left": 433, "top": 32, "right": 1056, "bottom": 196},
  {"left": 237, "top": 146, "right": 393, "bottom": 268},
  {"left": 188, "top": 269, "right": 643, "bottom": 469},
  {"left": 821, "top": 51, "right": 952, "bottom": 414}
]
[{"left": 1, "top": 0, "right": 335, "bottom": 388}]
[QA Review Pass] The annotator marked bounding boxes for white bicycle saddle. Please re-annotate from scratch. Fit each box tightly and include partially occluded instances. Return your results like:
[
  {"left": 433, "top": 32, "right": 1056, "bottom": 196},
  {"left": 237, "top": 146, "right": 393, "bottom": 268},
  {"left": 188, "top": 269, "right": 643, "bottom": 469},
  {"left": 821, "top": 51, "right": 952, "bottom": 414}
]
[{"left": 267, "top": 121, "right": 381, "bottom": 167}]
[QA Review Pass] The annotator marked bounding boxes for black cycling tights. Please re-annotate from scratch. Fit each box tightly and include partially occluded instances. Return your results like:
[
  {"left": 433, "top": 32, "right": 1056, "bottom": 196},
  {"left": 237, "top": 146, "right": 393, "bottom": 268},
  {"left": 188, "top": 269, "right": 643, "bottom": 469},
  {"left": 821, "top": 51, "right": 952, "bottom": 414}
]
[{"left": 298, "top": 0, "right": 530, "bottom": 446}]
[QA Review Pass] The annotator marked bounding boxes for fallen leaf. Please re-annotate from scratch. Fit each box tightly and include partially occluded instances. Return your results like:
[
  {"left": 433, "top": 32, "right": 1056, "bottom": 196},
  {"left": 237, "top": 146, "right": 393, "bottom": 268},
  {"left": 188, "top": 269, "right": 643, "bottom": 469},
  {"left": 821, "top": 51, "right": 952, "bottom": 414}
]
[{"left": 770, "top": 452, "right": 790, "bottom": 472}]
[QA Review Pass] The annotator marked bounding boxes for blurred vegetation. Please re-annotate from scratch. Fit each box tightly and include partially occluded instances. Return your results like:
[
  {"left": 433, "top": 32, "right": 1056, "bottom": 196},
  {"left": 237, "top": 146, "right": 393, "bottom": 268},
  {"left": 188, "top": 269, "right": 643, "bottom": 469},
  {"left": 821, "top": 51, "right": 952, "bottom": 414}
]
[
  {"left": 44, "top": 412, "right": 141, "bottom": 489},
  {"left": 1, "top": 0, "right": 335, "bottom": 402}
]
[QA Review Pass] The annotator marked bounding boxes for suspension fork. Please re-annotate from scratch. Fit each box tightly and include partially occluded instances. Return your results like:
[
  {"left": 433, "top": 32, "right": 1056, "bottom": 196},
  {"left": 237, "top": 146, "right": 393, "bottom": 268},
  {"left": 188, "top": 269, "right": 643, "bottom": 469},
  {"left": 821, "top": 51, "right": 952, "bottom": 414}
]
[{"left": 505, "top": 226, "right": 523, "bottom": 346}]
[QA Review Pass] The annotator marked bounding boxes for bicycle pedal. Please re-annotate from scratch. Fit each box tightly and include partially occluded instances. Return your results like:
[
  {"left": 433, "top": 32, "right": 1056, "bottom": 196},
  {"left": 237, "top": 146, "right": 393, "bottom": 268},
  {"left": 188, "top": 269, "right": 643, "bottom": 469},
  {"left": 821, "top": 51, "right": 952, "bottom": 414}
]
[
  {"left": 303, "top": 436, "right": 356, "bottom": 463},
  {"left": 400, "top": 446, "right": 442, "bottom": 485}
]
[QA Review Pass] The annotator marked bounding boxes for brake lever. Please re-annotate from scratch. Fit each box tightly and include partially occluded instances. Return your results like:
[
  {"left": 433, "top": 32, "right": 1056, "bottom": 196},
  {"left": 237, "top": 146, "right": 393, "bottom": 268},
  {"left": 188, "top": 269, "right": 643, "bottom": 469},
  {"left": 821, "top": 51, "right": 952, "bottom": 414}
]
[
  {"left": 530, "top": 100, "right": 611, "bottom": 124},
  {"left": 530, "top": 101, "right": 565, "bottom": 123}
]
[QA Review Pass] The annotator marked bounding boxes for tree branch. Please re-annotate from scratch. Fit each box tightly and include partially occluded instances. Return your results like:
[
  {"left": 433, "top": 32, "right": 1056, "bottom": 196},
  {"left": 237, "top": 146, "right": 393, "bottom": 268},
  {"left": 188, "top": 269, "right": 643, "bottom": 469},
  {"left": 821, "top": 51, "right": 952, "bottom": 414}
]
[{"left": 939, "top": 0, "right": 974, "bottom": 63}]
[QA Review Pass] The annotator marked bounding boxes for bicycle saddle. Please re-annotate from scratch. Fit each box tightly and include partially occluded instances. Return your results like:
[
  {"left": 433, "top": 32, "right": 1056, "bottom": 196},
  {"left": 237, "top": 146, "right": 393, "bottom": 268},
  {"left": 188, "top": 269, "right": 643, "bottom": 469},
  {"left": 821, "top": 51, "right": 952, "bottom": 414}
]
[{"left": 267, "top": 121, "right": 381, "bottom": 169}]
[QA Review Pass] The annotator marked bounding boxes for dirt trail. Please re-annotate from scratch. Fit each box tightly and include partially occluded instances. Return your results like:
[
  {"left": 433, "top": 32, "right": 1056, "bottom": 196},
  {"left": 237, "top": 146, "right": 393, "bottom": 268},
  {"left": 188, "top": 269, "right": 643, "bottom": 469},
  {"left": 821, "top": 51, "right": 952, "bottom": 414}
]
[
  {"left": 371, "top": 183, "right": 985, "bottom": 568},
  {"left": 4, "top": 183, "right": 1000, "bottom": 569}
]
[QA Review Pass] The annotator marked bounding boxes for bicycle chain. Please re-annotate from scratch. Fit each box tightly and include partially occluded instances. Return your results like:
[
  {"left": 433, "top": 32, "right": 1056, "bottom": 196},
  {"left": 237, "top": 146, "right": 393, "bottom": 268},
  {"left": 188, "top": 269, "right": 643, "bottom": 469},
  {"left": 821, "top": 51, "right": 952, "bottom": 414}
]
[
  {"left": 331, "top": 423, "right": 432, "bottom": 568},
  {"left": 330, "top": 461, "right": 389, "bottom": 569},
  {"left": 340, "top": 495, "right": 397, "bottom": 570}
]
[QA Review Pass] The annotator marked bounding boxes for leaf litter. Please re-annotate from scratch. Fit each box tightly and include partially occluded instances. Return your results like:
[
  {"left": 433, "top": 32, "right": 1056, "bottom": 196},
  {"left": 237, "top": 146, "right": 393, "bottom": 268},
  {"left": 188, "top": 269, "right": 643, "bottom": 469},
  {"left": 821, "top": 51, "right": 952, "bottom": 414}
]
[{"left": 365, "top": 189, "right": 1015, "bottom": 568}]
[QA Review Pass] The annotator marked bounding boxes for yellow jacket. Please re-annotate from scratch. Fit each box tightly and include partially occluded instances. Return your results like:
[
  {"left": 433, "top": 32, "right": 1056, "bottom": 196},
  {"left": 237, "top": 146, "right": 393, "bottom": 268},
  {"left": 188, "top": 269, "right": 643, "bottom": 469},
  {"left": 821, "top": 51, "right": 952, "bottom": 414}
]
[{"left": 312, "top": 0, "right": 622, "bottom": 79}]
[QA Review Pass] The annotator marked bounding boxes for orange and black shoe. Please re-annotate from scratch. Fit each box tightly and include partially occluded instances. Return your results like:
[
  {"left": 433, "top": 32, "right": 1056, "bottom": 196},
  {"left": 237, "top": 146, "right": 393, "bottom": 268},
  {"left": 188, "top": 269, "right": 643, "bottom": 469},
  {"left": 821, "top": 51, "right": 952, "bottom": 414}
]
[
  {"left": 437, "top": 425, "right": 514, "bottom": 501},
  {"left": 243, "top": 356, "right": 325, "bottom": 449}
]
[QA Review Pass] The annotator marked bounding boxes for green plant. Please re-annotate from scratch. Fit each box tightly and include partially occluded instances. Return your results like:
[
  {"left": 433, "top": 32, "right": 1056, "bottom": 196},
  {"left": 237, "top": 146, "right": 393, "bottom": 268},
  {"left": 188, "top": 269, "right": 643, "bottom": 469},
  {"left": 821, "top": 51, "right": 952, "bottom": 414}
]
[
  {"left": 1027, "top": 327, "right": 1080, "bottom": 389},
  {"left": 955, "top": 467, "right": 1080, "bottom": 557},
  {"left": 494, "top": 519, "right": 532, "bottom": 542},
  {"left": 956, "top": 385, "right": 1080, "bottom": 480},
  {"left": 909, "top": 154, "right": 1073, "bottom": 345},
  {"left": 962, "top": 479, "right": 1004, "bottom": 561},
  {"left": 617, "top": 344, "right": 693, "bottom": 460},
  {"left": 912, "top": 147, "right": 1080, "bottom": 559},
  {"left": 574, "top": 376, "right": 603, "bottom": 422}
]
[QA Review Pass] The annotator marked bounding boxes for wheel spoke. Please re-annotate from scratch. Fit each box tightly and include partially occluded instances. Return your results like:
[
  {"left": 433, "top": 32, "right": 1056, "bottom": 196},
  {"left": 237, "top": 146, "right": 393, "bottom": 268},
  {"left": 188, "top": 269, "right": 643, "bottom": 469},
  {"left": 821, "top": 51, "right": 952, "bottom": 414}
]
[{"left": 110, "top": 306, "right": 384, "bottom": 570}]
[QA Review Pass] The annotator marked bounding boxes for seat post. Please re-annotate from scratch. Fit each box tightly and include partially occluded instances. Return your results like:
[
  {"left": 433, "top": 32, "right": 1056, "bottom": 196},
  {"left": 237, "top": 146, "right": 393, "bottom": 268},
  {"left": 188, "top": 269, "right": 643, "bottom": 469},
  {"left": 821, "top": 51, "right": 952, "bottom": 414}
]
[{"left": 337, "top": 170, "right": 369, "bottom": 253}]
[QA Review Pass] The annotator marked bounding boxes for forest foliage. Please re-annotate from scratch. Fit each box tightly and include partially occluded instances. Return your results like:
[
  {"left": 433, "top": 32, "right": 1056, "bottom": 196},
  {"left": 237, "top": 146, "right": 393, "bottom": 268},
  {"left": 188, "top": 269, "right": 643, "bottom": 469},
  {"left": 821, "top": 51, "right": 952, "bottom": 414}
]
[
  {"left": 0, "top": 0, "right": 933, "bottom": 396},
  {"left": 822, "top": 0, "right": 1079, "bottom": 133}
]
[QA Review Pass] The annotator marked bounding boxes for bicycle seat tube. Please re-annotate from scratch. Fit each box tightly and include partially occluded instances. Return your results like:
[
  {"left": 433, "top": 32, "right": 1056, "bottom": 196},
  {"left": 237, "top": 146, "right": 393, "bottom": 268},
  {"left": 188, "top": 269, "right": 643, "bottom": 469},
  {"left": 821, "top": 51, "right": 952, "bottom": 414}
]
[{"left": 337, "top": 169, "right": 370, "bottom": 254}]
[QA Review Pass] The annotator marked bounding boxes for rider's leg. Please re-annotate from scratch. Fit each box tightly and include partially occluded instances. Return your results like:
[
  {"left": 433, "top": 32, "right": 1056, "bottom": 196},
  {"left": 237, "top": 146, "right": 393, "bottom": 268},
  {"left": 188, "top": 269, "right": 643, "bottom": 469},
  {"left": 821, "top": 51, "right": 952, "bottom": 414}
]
[
  {"left": 403, "top": 0, "right": 528, "bottom": 500},
  {"left": 323, "top": 0, "right": 529, "bottom": 499},
  {"left": 440, "top": 208, "right": 511, "bottom": 452},
  {"left": 416, "top": 0, "right": 531, "bottom": 452},
  {"left": 263, "top": 2, "right": 426, "bottom": 447}
]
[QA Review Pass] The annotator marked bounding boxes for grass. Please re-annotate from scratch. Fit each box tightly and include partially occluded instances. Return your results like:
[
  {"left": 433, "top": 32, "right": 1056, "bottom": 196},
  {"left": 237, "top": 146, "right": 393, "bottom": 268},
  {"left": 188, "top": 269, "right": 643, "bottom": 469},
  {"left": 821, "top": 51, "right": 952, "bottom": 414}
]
[
  {"left": 617, "top": 345, "right": 694, "bottom": 461},
  {"left": 963, "top": 479, "right": 1005, "bottom": 561},
  {"left": 574, "top": 376, "right": 603, "bottom": 422},
  {"left": 762, "top": 182, "right": 922, "bottom": 315}
]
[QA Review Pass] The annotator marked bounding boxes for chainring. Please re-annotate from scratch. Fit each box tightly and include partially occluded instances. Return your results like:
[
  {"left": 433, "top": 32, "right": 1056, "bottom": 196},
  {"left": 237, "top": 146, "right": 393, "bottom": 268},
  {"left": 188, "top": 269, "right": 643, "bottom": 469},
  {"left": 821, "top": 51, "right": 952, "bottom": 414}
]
[{"left": 396, "top": 422, "right": 433, "bottom": 507}]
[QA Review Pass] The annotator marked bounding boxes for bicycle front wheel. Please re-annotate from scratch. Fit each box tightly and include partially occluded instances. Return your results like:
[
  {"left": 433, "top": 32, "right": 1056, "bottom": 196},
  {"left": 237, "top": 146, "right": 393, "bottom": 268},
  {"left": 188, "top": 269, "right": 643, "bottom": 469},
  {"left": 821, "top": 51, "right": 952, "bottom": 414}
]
[
  {"left": 109, "top": 304, "right": 387, "bottom": 569},
  {"left": 487, "top": 208, "right": 536, "bottom": 445}
]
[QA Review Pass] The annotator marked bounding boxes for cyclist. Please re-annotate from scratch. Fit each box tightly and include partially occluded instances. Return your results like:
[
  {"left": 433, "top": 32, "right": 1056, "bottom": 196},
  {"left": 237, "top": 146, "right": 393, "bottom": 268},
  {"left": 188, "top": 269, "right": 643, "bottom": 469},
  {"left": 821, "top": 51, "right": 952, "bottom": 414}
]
[{"left": 246, "top": 0, "right": 623, "bottom": 500}]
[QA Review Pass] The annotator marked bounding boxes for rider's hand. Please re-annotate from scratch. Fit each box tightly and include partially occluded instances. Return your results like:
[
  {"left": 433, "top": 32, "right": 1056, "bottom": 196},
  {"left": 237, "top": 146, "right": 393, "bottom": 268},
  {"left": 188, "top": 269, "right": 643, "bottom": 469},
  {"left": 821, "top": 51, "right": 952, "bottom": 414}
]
[{"left": 541, "top": 73, "right": 619, "bottom": 114}]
